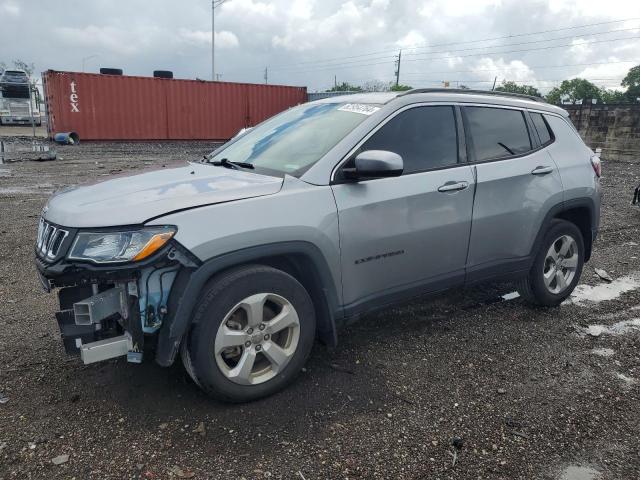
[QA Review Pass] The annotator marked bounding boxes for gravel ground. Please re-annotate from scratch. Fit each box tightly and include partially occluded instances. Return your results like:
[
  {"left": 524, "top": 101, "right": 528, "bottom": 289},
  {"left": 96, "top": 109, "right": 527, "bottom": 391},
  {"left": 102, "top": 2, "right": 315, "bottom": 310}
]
[{"left": 0, "top": 136, "right": 639, "bottom": 480}]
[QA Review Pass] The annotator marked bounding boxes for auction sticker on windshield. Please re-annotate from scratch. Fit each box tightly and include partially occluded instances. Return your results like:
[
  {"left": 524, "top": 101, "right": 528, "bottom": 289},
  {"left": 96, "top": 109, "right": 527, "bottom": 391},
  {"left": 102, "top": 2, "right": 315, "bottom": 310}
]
[{"left": 337, "top": 104, "right": 381, "bottom": 115}]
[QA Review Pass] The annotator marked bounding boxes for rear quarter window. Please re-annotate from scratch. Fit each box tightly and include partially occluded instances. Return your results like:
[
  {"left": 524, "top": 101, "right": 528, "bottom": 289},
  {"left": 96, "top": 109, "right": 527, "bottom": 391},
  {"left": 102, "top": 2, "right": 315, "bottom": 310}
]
[
  {"left": 464, "top": 107, "right": 532, "bottom": 161},
  {"left": 530, "top": 112, "right": 554, "bottom": 146}
]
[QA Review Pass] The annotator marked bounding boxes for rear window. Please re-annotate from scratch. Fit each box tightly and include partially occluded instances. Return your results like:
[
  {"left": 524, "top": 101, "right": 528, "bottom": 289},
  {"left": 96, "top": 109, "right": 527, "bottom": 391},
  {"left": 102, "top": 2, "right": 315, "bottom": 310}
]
[
  {"left": 530, "top": 112, "right": 553, "bottom": 145},
  {"left": 465, "top": 107, "right": 532, "bottom": 161}
]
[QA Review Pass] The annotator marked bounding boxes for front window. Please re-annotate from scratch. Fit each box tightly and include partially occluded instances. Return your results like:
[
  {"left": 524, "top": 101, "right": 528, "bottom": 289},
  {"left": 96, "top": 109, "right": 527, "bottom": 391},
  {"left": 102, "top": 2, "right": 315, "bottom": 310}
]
[
  {"left": 358, "top": 106, "right": 459, "bottom": 174},
  {"left": 206, "top": 102, "right": 378, "bottom": 177}
]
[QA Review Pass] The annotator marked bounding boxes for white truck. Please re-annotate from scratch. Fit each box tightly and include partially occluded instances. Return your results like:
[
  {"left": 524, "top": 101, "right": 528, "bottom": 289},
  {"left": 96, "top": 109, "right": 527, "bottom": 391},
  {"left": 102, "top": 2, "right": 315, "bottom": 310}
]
[{"left": 0, "top": 69, "right": 41, "bottom": 126}]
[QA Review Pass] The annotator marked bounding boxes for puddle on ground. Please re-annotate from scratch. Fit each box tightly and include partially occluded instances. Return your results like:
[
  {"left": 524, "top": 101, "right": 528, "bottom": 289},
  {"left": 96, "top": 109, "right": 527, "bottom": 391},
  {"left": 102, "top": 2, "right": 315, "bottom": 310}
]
[
  {"left": 591, "top": 348, "right": 615, "bottom": 357},
  {"left": 0, "top": 184, "right": 54, "bottom": 195},
  {"left": 0, "top": 141, "right": 56, "bottom": 163},
  {"left": 564, "top": 274, "right": 640, "bottom": 306},
  {"left": 583, "top": 318, "right": 640, "bottom": 337},
  {"left": 615, "top": 372, "right": 636, "bottom": 387},
  {"left": 560, "top": 465, "right": 601, "bottom": 480}
]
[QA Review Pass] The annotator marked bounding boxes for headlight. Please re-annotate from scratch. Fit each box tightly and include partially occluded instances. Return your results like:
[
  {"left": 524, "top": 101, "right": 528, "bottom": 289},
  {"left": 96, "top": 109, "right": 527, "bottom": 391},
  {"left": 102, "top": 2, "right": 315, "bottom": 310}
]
[{"left": 68, "top": 227, "right": 176, "bottom": 264}]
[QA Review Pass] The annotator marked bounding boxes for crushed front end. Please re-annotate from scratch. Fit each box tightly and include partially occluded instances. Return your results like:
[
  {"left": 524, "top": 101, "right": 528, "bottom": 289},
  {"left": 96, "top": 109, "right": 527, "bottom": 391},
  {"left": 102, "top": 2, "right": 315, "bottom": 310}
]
[{"left": 34, "top": 217, "right": 197, "bottom": 365}]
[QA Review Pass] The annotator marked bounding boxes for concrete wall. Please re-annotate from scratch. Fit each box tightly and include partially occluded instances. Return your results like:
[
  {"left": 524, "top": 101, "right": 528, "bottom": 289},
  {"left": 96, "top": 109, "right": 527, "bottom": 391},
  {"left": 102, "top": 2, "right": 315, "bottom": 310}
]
[{"left": 563, "top": 104, "right": 640, "bottom": 162}]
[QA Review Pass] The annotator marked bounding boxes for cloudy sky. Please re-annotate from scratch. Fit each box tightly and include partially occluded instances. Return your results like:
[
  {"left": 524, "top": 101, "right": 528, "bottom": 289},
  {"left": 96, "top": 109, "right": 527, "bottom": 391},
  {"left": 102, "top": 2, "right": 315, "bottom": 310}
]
[{"left": 1, "top": 0, "right": 639, "bottom": 93}]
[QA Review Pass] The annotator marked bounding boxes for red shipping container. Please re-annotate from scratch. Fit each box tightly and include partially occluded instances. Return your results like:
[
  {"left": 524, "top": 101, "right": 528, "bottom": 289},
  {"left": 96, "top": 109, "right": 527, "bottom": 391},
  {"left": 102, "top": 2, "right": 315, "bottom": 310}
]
[{"left": 42, "top": 70, "right": 307, "bottom": 141}]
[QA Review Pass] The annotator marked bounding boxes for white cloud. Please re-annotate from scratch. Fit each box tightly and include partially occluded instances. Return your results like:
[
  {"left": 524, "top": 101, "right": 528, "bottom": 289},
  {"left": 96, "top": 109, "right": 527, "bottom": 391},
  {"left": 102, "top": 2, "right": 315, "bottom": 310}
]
[
  {"left": 575, "top": 60, "right": 631, "bottom": 91},
  {"left": 289, "top": 0, "right": 314, "bottom": 19},
  {"left": 420, "top": 0, "right": 501, "bottom": 18},
  {"left": 220, "top": 0, "right": 276, "bottom": 18},
  {"left": 5, "top": 0, "right": 640, "bottom": 92},
  {"left": 446, "top": 55, "right": 464, "bottom": 68},
  {"left": 548, "top": 0, "right": 640, "bottom": 17},
  {"left": 397, "top": 31, "right": 425, "bottom": 49},
  {"left": 54, "top": 25, "right": 140, "bottom": 55},
  {"left": 472, "top": 58, "right": 534, "bottom": 82},
  {"left": 0, "top": 1, "right": 19, "bottom": 16},
  {"left": 179, "top": 29, "right": 240, "bottom": 48},
  {"left": 569, "top": 38, "right": 593, "bottom": 62},
  {"left": 272, "top": 1, "right": 384, "bottom": 51}
]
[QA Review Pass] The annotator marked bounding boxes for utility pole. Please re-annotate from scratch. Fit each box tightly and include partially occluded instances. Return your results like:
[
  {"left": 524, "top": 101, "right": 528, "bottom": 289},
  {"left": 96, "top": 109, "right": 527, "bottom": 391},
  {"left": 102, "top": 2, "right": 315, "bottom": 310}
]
[
  {"left": 212, "top": 0, "right": 229, "bottom": 81},
  {"left": 212, "top": 0, "right": 215, "bottom": 81},
  {"left": 394, "top": 50, "right": 402, "bottom": 87},
  {"left": 334, "top": 75, "right": 337, "bottom": 89},
  {"left": 492, "top": 76, "right": 497, "bottom": 91},
  {"left": 264, "top": 67, "right": 268, "bottom": 84},
  {"left": 81, "top": 54, "right": 98, "bottom": 72}
]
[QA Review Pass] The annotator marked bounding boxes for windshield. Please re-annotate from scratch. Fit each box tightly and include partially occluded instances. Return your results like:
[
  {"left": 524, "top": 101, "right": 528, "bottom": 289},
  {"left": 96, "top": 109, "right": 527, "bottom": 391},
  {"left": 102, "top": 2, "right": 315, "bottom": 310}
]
[
  {"left": 1, "top": 71, "right": 28, "bottom": 83},
  {"left": 206, "top": 102, "right": 380, "bottom": 176}
]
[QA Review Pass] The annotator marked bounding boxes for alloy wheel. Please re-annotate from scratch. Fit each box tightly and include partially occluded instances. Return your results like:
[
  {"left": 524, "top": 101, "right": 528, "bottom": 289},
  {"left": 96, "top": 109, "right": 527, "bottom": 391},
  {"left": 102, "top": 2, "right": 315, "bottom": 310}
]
[
  {"left": 213, "top": 293, "right": 300, "bottom": 385},
  {"left": 543, "top": 234, "right": 579, "bottom": 294}
]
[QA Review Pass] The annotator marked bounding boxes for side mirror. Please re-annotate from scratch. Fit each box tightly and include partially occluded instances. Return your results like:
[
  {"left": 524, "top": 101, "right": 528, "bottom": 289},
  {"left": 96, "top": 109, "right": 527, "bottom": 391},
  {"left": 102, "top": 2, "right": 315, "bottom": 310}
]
[{"left": 343, "top": 150, "right": 403, "bottom": 180}]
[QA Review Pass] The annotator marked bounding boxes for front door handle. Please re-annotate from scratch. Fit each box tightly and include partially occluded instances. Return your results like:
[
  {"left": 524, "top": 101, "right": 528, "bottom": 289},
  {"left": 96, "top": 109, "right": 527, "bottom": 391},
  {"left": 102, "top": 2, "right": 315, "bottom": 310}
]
[
  {"left": 531, "top": 165, "right": 553, "bottom": 175},
  {"left": 438, "top": 181, "right": 469, "bottom": 193}
]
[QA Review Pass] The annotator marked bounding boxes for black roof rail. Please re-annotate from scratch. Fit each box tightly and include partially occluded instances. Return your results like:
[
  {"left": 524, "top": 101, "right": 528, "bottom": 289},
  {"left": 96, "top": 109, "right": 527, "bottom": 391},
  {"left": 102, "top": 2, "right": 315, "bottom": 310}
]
[{"left": 398, "top": 88, "right": 546, "bottom": 103}]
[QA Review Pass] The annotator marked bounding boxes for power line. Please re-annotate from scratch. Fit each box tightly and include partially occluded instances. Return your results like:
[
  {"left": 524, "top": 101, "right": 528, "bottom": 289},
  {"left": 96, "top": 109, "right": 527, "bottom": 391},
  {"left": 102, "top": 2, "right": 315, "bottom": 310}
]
[
  {"left": 263, "top": 17, "right": 640, "bottom": 71},
  {"left": 402, "top": 26, "right": 640, "bottom": 59},
  {"left": 404, "top": 34, "right": 640, "bottom": 63},
  {"left": 270, "top": 25, "right": 640, "bottom": 73},
  {"left": 272, "top": 35, "right": 640, "bottom": 76},
  {"left": 401, "top": 60, "right": 637, "bottom": 75}
]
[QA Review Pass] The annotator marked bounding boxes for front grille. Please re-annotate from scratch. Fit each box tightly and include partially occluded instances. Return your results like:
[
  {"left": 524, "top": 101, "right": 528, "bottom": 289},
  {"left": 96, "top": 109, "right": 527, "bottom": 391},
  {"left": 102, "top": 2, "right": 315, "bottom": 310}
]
[
  {"left": 8, "top": 101, "right": 30, "bottom": 116},
  {"left": 36, "top": 218, "right": 69, "bottom": 261}
]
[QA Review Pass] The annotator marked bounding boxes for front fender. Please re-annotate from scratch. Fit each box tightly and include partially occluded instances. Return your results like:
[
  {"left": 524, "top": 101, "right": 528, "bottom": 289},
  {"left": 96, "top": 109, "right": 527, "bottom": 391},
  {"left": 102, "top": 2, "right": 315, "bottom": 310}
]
[{"left": 155, "top": 241, "right": 342, "bottom": 366}]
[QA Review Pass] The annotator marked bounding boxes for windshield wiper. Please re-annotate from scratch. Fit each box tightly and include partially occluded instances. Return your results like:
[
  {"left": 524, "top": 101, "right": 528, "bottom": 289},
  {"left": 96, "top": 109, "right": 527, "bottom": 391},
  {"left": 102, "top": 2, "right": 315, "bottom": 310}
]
[{"left": 209, "top": 158, "right": 254, "bottom": 169}]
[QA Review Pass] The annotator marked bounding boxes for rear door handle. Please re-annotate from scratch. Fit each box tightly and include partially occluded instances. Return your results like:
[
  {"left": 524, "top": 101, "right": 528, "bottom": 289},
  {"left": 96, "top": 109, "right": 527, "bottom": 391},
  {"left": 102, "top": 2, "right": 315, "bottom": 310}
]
[
  {"left": 438, "top": 181, "right": 469, "bottom": 193},
  {"left": 531, "top": 165, "right": 553, "bottom": 175}
]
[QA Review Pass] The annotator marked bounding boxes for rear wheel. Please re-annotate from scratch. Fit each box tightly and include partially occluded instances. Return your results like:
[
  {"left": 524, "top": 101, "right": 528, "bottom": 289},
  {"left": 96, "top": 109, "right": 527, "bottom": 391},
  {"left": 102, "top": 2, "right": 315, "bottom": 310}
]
[
  {"left": 517, "top": 219, "right": 584, "bottom": 306},
  {"left": 183, "top": 265, "right": 316, "bottom": 402}
]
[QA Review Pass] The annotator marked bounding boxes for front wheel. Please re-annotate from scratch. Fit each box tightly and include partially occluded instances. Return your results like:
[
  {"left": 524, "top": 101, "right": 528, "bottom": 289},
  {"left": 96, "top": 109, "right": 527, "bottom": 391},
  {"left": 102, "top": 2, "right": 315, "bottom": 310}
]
[
  {"left": 517, "top": 219, "right": 585, "bottom": 306},
  {"left": 183, "top": 265, "right": 316, "bottom": 402}
]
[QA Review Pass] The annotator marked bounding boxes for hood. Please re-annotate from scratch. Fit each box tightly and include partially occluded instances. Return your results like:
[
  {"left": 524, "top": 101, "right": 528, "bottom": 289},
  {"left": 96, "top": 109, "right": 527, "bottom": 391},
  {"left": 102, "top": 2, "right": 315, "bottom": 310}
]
[{"left": 44, "top": 163, "right": 283, "bottom": 228}]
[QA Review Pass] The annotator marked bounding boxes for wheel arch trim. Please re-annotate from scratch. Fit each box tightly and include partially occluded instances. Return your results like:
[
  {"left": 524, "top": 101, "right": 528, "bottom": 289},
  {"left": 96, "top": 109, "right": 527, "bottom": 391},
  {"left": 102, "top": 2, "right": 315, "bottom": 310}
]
[
  {"left": 533, "top": 197, "right": 597, "bottom": 262},
  {"left": 155, "top": 241, "right": 342, "bottom": 367}
]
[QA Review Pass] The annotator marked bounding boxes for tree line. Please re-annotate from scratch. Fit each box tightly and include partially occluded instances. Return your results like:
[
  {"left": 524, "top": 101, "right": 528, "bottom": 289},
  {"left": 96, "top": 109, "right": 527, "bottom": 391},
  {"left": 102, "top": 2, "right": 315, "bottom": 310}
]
[{"left": 327, "top": 64, "right": 640, "bottom": 104}]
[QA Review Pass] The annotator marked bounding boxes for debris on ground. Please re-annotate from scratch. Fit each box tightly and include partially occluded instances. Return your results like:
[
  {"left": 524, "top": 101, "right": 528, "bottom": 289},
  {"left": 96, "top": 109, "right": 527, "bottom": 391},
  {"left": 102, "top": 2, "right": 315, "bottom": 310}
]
[
  {"left": 193, "top": 422, "right": 206, "bottom": 436},
  {"left": 51, "top": 454, "right": 69, "bottom": 465},
  {"left": 169, "top": 465, "right": 195, "bottom": 478},
  {"left": 594, "top": 268, "right": 613, "bottom": 282},
  {"left": 1, "top": 139, "right": 639, "bottom": 479}
]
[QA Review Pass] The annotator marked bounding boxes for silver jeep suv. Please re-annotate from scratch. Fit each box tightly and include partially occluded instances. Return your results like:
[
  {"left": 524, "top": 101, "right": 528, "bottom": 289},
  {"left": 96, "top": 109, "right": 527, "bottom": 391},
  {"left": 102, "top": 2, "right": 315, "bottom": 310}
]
[{"left": 35, "top": 89, "right": 601, "bottom": 402}]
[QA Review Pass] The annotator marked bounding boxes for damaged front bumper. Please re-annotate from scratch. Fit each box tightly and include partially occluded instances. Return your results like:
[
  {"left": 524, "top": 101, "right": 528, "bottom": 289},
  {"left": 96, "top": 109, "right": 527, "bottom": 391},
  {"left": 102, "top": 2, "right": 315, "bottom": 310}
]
[{"left": 35, "top": 236, "right": 198, "bottom": 365}]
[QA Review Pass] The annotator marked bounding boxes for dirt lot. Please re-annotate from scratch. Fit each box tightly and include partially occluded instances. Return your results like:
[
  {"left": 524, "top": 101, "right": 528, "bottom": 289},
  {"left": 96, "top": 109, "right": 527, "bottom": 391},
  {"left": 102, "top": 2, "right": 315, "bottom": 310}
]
[{"left": 0, "top": 134, "right": 639, "bottom": 480}]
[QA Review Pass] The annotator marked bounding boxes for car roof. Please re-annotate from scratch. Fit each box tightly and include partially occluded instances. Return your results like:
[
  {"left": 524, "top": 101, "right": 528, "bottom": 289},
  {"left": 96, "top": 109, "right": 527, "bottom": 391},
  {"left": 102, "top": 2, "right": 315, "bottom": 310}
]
[
  {"left": 310, "top": 92, "right": 400, "bottom": 105},
  {"left": 308, "top": 89, "right": 567, "bottom": 116}
]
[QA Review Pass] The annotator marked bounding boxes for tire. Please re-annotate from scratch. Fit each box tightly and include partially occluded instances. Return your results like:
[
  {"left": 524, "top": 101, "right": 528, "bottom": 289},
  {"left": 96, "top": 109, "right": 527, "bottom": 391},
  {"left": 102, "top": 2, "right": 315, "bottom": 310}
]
[
  {"left": 99, "top": 68, "right": 123, "bottom": 75},
  {"left": 517, "top": 219, "right": 584, "bottom": 306},
  {"left": 183, "top": 265, "right": 316, "bottom": 402},
  {"left": 153, "top": 70, "right": 174, "bottom": 79}
]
